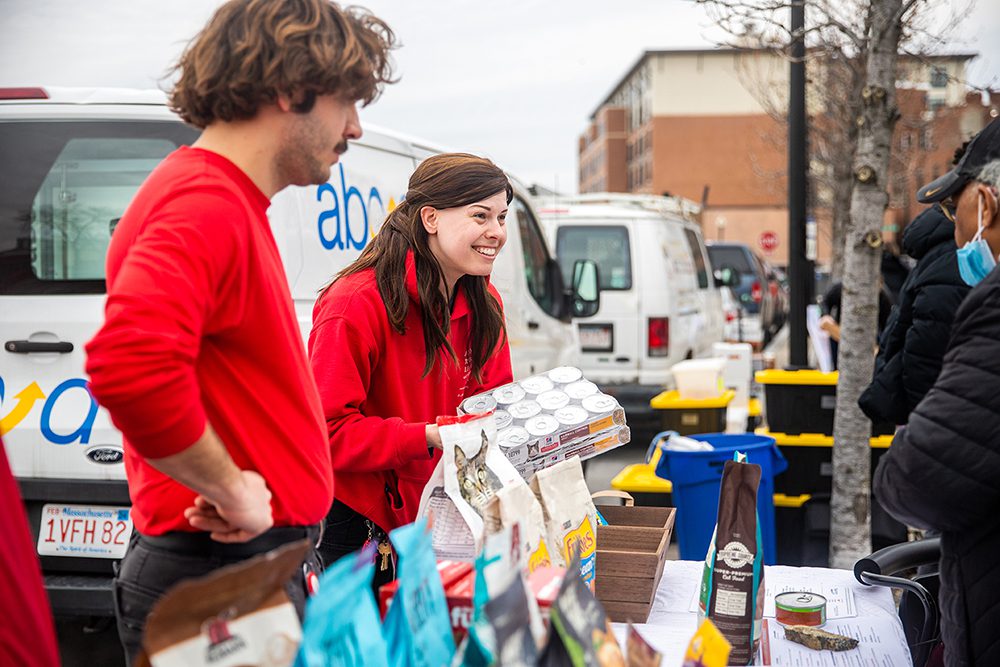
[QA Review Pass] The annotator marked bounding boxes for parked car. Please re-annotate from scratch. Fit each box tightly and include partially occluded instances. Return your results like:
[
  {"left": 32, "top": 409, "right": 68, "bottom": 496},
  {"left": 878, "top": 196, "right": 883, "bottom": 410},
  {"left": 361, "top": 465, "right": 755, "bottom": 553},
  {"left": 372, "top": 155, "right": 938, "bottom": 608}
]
[{"left": 706, "top": 242, "right": 782, "bottom": 345}]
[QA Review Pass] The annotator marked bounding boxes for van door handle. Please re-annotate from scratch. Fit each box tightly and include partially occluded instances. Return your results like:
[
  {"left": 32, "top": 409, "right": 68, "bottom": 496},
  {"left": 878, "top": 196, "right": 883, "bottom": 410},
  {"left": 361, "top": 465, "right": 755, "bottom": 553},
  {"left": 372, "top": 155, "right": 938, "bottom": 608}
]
[
  {"left": 527, "top": 321, "right": 540, "bottom": 330},
  {"left": 5, "top": 340, "right": 74, "bottom": 354}
]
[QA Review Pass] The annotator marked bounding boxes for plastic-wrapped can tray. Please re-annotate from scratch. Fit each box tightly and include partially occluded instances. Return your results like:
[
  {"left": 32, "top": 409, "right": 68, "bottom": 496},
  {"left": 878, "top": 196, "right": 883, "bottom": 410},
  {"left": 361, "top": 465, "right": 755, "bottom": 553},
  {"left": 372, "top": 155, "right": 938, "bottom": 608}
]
[
  {"left": 565, "top": 380, "right": 599, "bottom": 400},
  {"left": 536, "top": 390, "right": 570, "bottom": 411},
  {"left": 493, "top": 384, "right": 526, "bottom": 405},
  {"left": 508, "top": 400, "right": 542, "bottom": 421},
  {"left": 498, "top": 426, "right": 531, "bottom": 448},
  {"left": 461, "top": 394, "right": 497, "bottom": 415},
  {"left": 493, "top": 409, "right": 513, "bottom": 431},
  {"left": 519, "top": 375, "right": 554, "bottom": 395},
  {"left": 553, "top": 405, "right": 589, "bottom": 427},
  {"left": 582, "top": 393, "right": 620, "bottom": 414},
  {"left": 525, "top": 414, "right": 559, "bottom": 439},
  {"left": 547, "top": 366, "right": 583, "bottom": 384}
]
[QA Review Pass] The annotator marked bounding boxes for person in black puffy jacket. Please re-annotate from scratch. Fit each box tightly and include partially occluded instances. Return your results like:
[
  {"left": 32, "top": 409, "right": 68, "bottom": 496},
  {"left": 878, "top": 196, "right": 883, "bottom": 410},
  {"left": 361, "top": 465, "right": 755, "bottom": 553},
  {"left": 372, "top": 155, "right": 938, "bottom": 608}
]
[
  {"left": 874, "top": 119, "right": 1000, "bottom": 667},
  {"left": 858, "top": 207, "right": 970, "bottom": 425}
]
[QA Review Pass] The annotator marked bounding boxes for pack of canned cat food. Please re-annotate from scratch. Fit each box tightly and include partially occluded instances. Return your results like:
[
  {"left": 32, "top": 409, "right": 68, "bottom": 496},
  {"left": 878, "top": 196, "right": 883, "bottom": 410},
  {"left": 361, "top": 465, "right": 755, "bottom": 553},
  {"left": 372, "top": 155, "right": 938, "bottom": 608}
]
[{"left": 458, "top": 366, "right": 630, "bottom": 477}]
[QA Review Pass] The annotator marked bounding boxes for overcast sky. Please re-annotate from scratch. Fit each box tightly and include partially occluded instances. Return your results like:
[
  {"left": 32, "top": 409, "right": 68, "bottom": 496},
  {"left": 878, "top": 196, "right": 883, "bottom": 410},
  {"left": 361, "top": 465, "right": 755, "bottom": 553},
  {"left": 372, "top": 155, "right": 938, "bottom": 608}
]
[{"left": 1, "top": 0, "right": 998, "bottom": 192}]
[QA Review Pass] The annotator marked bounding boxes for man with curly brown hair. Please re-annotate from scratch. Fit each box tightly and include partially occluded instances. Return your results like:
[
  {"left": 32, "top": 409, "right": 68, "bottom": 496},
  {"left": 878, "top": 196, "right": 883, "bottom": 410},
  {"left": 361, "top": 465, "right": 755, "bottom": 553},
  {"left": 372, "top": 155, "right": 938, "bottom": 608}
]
[{"left": 83, "top": 0, "right": 395, "bottom": 662}]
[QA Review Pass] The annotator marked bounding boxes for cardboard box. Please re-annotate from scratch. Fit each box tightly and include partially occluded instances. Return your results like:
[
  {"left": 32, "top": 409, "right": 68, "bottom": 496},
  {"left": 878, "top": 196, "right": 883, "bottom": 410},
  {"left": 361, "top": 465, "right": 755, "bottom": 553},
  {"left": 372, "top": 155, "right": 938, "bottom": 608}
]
[
  {"left": 594, "top": 505, "right": 675, "bottom": 623},
  {"left": 378, "top": 559, "right": 472, "bottom": 619}
]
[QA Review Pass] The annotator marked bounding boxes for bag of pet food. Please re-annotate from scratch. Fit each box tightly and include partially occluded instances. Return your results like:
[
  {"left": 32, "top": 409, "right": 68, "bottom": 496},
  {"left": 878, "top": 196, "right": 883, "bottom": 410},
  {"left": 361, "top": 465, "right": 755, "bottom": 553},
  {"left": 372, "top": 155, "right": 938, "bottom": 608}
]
[
  {"left": 483, "top": 476, "right": 553, "bottom": 574},
  {"left": 383, "top": 519, "right": 456, "bottom": 667},
  {"left": 625, "top": 624, "right": 662, "bottom": 667},
  {"left": 538, "top": 551, "right": 625, "bottom": 667},
  {"left": 418, "top": 412, "right": 521, "bottom": 560},
  {"left": 681, "top": 619, "right": 731, "bottom": 667},
  {"left": 697, "top": 453, "right": 765, "bottom": 665},
  {"left": 530, "top": 456, "right": 599, "bottom": 589},
  {"left": 453, "top": 528, "right": 543, "bottom": 667},
  {"left": 140, "top": 540, "right": 308, "bottom": 667},
  {"left": 483, "top": 571, "right": 540, "bottom": 667},
  {"left": 295, "top": 543, "right": 388, "bottom": 667}
]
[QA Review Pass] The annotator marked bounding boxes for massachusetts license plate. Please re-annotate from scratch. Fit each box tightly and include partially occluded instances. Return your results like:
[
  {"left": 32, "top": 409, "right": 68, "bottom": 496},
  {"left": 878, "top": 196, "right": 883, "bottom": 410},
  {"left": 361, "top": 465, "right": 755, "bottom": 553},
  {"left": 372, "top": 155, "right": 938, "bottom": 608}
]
[
  {"left": 37, "top": 504, "right": 133, "bottom": 559},
  {"left": 578, "top": 323, "right": 613, "bottom": 352}
]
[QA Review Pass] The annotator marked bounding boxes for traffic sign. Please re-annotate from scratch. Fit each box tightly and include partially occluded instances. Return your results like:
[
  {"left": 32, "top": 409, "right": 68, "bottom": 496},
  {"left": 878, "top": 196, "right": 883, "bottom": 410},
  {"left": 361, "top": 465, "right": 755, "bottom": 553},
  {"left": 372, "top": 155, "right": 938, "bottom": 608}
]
[{"left": 759, "top": 231, "right": 779, "bottom": 254}]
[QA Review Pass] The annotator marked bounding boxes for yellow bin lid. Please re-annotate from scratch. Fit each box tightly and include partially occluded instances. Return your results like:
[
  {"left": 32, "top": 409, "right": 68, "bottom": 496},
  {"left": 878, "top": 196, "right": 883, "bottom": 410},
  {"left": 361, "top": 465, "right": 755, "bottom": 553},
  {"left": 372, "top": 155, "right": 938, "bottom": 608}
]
[
  {"left": 650, "top": 389, "right": 735, "bottom": 410},
  {"left": 611, "top": 462, "right": 674, "bottom": 494},
  {"left": 748, "top": 397, "right": 762, "bottom": 417},
  {"left": 756, "top": 427, "right": 896, "bottom": 448},
  {"left": 755, "top": 369, "right": 838, "bottom": 386}
]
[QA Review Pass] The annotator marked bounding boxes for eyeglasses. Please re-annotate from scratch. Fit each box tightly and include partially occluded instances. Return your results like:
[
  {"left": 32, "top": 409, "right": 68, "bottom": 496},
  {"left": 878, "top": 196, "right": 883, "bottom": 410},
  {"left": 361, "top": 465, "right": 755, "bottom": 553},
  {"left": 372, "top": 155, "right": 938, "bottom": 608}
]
[{"left": 939, "top": 200, "right": 957, "bottom": 224}]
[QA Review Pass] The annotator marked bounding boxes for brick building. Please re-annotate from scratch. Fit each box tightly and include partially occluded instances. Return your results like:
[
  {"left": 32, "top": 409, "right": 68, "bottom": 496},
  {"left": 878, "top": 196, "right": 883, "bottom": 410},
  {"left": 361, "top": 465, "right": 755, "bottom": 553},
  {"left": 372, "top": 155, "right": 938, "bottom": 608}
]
[{"left": 578, "top": 48, "right": 998, "bottom": 267}]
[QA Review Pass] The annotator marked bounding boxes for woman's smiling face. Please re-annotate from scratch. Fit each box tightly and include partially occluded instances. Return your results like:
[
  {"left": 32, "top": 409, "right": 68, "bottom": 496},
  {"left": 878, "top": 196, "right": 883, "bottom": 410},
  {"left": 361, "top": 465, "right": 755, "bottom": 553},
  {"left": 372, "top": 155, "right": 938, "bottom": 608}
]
[{"left": 422, "top": 190, "right": 509, "bottom": 292}]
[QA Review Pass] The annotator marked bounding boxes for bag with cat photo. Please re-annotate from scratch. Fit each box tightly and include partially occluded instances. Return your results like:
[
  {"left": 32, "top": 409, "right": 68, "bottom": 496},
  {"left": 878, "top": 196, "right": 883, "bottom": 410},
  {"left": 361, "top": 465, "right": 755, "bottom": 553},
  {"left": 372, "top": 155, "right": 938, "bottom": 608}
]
[{"left": 417, "top": 412, "right": 521, "bottom": 560}]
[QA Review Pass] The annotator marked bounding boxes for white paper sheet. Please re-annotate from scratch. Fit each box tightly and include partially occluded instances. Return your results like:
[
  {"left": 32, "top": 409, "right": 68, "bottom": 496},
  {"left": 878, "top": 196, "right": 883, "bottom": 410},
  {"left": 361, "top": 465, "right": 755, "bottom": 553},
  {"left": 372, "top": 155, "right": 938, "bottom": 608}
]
[
  {"left": 612, "top": 615, "right": 697, "bottom": 666},
  {"left": 758, "top": 617, "right": 912, "bottom": 666},
  {"left": 807, "top": 303, "right": 835, "bottom": 372},
  {"left": 688, "top": 573, "right": 857, "bottom": 619}
]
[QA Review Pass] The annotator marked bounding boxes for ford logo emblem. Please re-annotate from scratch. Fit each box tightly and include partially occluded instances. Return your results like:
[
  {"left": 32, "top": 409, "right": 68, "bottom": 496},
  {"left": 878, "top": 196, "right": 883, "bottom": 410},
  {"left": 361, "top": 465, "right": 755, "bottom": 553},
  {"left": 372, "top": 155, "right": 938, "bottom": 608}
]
[{"left": 84, "top": 446, "right": 124, "bottom": 465}]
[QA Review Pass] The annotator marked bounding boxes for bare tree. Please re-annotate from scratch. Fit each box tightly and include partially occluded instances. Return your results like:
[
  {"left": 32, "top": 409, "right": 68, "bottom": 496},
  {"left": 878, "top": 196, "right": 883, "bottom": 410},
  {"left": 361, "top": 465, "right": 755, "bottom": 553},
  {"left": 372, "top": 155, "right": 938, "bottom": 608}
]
[
  {"left": 695, "top": 0, "right": 972, "bottom": 280},
  {"left": 828, "top": 0, "right": 914, "bottom": 569},
  {"left": 694, "top": 0, "right": 974, "bottom": 567}
]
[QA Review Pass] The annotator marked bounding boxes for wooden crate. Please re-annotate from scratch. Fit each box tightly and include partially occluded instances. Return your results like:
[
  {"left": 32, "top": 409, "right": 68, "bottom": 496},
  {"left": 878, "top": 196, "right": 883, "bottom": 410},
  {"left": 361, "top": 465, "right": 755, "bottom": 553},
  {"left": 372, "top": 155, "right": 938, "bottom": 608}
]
[{"left": 594, "top": 504, "right": 675, "bottom": 623}]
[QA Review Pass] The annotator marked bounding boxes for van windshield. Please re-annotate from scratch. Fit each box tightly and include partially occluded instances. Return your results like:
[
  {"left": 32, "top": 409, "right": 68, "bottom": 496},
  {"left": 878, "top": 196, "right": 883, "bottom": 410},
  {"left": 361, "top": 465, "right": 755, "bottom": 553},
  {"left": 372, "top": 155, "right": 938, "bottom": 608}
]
[{"left": 555, "top": 225, "right": 631, "bottom": 290}]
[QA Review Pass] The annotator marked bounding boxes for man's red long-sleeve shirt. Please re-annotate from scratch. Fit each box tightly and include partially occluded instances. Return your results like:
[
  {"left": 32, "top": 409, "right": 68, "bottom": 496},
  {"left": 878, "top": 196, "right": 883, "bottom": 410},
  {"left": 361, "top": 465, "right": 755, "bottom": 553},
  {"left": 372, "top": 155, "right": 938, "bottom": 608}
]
[
  {"left": 308, "top": 253, "right": 512, "bottom": 532},
  {"left": 85, "top": 147, "right": 333, "bottom": 535}
]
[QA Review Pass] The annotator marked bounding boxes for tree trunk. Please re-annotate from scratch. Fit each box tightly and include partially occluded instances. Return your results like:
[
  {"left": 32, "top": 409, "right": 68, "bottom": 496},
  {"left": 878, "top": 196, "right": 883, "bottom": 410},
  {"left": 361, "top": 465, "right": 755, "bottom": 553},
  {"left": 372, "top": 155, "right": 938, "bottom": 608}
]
[
  {"left": 830, "top": 157, "right": 853, "bottom": 282},
  {"left": 829, "top": 0, "right": 902, "bottom": 570},
  {"left": 828, "top": 57, "right": 865, "bottom": 283}
]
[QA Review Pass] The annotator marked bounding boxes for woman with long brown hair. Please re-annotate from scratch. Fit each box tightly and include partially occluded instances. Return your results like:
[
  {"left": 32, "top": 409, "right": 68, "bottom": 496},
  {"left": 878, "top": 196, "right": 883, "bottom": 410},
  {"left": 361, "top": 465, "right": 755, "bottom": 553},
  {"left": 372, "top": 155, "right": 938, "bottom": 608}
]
[{"left": 308, "top": 152, "right": 513, "bottom": 585}]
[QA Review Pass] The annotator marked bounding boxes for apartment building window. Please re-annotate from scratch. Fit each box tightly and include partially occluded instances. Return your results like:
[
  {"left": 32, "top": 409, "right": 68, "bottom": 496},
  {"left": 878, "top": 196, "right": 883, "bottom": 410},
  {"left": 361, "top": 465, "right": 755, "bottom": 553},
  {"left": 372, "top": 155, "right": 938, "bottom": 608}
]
[
  {"left": 919, "top": 126, "right": 932, "bottom": 150},
  {"left": 930, "top": 67, "right": 948, "bottom": 88}
]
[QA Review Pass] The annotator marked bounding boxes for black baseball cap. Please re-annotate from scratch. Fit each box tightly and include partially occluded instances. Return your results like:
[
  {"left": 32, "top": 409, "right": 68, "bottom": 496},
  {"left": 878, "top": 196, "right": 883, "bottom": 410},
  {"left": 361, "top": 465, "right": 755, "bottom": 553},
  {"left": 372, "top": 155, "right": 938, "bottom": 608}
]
[{"left": 917, "top": 117, "right": 1000, "bottom": 203}]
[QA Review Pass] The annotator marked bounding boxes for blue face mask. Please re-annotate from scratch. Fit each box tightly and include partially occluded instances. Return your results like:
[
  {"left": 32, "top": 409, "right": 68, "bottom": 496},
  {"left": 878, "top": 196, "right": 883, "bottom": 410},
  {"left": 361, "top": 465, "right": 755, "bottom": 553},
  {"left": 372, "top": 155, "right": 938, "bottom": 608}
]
[{"left": 956, "top": 194, "right": 997, "bottom": 287}]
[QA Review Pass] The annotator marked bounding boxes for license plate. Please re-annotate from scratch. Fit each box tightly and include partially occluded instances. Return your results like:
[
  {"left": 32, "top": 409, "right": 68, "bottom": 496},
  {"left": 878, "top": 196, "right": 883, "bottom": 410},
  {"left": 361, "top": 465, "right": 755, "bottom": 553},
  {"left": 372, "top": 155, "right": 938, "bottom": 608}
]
[
  {"left": 579, "top": 323, "right": 613, "bottom": 352},
  {"left": 37, "top": 504, "right": 133, "bottom": 559}
]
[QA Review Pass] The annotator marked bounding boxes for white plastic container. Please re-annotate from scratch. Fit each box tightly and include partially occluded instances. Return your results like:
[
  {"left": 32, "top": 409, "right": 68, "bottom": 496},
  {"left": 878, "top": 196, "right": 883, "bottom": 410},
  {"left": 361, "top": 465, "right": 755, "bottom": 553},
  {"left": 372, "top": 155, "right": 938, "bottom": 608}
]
[
  {"left": 712, "top": 342, "right": 753, "bottom": 409},
  {"left": 670, "top": 358, "right": 727, "bottom": 399}
]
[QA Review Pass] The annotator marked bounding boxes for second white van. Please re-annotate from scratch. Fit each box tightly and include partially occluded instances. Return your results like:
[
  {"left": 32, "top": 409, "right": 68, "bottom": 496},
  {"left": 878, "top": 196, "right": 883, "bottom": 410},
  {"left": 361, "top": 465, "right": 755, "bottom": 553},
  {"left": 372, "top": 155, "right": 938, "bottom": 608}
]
[{"left": 539, "top": 193, "right": 725, "bottom": 412}]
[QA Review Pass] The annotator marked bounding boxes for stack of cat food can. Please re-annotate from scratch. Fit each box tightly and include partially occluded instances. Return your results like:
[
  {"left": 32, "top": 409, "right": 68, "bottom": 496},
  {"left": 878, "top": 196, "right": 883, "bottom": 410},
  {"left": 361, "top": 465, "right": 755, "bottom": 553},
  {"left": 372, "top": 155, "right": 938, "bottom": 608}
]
[{"left": 459, "top": 366, "right": 630, "bottom": 477}]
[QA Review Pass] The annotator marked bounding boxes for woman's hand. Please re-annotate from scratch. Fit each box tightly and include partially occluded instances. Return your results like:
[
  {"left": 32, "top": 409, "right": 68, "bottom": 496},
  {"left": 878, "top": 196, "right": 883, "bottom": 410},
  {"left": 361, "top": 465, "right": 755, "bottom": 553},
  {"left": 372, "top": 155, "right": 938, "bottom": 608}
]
[{"left": 426, "top": 423, "right": 443, "bottom": 450}]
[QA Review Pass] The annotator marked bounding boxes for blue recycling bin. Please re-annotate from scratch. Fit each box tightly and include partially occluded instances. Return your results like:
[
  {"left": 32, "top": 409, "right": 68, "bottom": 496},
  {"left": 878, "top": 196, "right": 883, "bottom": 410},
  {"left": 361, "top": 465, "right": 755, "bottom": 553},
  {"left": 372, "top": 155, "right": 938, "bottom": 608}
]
[{"left": 653, "top": 432, "right": 787, "bottom": 564}]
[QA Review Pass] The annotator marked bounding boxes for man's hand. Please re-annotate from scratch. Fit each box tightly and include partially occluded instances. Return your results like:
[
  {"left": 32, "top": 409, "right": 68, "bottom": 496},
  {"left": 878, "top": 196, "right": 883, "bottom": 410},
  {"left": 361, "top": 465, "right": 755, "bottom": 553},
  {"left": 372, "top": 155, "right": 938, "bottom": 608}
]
[{"left": 184, "top": 470, "right": 273, "bottom": 542}]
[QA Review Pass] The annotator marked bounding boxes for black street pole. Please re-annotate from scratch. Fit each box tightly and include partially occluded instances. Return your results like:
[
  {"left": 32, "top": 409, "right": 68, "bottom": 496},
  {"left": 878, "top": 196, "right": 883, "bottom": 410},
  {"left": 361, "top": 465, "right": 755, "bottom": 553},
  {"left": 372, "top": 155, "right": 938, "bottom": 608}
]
[{"left": 788, "top": 0, "right": 811, "bottom": 368}]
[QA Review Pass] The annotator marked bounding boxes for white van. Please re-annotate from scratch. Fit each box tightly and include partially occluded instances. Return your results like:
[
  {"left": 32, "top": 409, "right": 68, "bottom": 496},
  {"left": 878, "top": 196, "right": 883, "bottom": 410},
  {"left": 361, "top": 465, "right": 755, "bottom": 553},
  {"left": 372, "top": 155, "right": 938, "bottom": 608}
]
[
  {"left": 539, "top": 194, "right": 724, "bottom": 415},
  {"left": 0, "top": 86, "right": 597, "bottom": 618}
]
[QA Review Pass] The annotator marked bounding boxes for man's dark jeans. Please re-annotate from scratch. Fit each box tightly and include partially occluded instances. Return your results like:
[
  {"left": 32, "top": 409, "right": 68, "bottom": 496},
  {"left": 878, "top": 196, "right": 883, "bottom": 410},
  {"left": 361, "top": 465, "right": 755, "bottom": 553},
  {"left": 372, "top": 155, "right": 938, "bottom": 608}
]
[{"left": 114, "top": 525, "right": 320, "bottom": 666}]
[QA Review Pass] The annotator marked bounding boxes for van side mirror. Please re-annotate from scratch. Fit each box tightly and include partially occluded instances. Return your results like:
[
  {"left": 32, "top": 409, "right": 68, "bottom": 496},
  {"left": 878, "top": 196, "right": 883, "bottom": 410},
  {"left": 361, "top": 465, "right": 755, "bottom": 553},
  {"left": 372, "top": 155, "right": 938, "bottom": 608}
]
[
  {"left": 570, "top": 259, "right": 600, "bottom": 318},
  {"left": 714, "top": 265, "right": 740, "bottom": 288}
]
